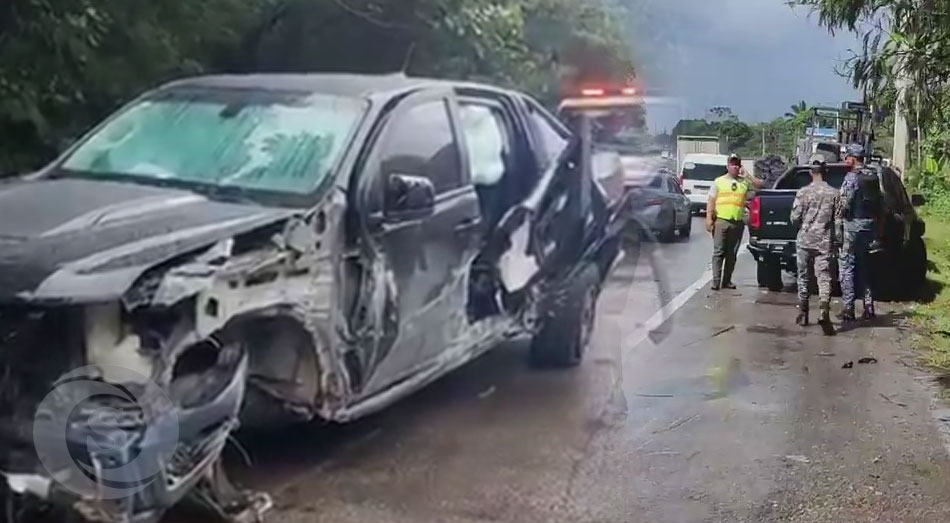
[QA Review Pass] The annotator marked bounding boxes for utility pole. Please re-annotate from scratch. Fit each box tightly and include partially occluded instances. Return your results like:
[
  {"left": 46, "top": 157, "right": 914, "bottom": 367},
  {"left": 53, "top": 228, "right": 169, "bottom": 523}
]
[
  {"left": 893, "top": 56, "right": 911, "bottom": 178},
  {"left": 761, "top": 127, "right": 766, "bottom": 156}
]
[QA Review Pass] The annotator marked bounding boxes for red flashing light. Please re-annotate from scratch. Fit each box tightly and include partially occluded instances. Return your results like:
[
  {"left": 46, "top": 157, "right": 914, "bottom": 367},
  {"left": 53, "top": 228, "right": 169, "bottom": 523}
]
[
  {"left": 581, "top": 88, "right": 605, "bottom": 97},
  {"left": 750, "top": 196, "right": 762, "bottom": 230}
]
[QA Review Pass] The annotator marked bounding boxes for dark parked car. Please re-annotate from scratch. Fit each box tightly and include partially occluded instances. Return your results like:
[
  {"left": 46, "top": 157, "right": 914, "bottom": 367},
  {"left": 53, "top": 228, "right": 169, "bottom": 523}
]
[
  {"left": 0, "top": 74, "right": 625, "bottom": 522},
  {"left": 747, "top": 163, "right": 926, "bottom": 296},
  {"left": 625, "top": 169, "right": 692, "bottom": 242}
]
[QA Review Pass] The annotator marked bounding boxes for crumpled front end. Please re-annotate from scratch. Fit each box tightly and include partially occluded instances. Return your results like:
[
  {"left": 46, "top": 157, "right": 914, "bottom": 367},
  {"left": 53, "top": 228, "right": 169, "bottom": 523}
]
[{"left": 0, "top": 199, "right": 348, "bottom": 523}]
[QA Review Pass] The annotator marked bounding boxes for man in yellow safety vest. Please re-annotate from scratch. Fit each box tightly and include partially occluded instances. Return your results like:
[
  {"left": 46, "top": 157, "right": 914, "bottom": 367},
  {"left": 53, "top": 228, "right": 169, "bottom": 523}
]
[{"left": 706, "top": 156, "right": 765, "bottom": 290}]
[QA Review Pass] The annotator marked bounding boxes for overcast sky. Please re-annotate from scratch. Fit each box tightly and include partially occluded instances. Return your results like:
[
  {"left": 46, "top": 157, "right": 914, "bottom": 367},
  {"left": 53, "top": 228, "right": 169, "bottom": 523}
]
[{"left": 629, "top": 0, "right": 861, "bottom": 131}]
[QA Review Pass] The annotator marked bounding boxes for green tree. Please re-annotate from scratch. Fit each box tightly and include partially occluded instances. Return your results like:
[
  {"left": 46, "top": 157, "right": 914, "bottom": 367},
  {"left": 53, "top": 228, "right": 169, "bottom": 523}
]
[
  {"left": 785, "top": 100, "right": 809, "bottom": 119},
  {"left": 717, "top": 118, "right": 753, "bottom": 153},
  {"left": 671, "top": 119, "right": 717, "bottom": 139},
  {"left": 0, "top": 0, "right": 635, "bottom": 174},
  {"left": 792, "top": 0, "right": 950, "bottom": 188},
  {"left": 0, "top": 0, "right": 264, "bottom": 174}
]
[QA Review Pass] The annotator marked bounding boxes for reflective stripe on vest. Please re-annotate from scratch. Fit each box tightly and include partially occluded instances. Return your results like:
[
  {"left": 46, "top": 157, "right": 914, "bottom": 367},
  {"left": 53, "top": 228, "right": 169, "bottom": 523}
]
[{"left": 714, "top": 175, "right": 749, "bottom": 221}]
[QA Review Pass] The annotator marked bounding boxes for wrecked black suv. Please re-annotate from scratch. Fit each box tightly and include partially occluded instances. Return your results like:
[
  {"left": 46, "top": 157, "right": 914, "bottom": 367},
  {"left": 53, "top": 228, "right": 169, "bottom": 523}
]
[{"left": 0, "top": 74, "right": 625, "bottom": 521}]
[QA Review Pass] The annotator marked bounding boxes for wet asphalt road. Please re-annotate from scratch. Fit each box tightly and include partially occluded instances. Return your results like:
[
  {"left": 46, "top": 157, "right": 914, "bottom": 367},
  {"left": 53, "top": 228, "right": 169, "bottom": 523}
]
[{"left": 179, "top": 216, "right": 950, "bottom": 522}]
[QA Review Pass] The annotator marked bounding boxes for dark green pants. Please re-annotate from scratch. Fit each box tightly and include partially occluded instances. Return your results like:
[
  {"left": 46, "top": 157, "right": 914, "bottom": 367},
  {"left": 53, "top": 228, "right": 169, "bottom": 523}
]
[{"left": 712, "top": 218, "right": 745, "bottom": 286}]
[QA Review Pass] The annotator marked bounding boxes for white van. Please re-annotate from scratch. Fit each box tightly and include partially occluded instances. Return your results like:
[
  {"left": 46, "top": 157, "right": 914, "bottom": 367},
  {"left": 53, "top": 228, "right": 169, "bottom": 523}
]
[{"left": 679, "top": 153, "right": 729, "bottom": 214}]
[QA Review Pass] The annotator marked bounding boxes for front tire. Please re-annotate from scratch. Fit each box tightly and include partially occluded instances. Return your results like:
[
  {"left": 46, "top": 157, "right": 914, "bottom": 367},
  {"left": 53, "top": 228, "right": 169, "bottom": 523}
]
[
  {"left": 658, "top": 207, "right": 677, "bottom": 243},
  {"left": 530, "top": 265, "right": 600, "bottom": 368}
]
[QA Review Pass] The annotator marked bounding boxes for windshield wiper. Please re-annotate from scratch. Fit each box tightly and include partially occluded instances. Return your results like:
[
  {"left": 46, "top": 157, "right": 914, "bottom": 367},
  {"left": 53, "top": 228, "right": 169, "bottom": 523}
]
[{"left": 199, "top": 185, "right": 260, "bottom": 206}]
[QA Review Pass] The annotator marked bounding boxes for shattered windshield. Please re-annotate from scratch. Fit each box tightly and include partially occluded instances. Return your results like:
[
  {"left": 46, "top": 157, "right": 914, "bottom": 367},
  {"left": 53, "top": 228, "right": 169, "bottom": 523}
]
[{"left": 61, "top": 90, "right": 365, "bottom": 195}]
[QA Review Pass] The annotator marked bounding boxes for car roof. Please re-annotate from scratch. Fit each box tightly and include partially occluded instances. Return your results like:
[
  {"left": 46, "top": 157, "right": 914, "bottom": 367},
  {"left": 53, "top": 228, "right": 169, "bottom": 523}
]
[
  {"left": 684, "top": 153, "right": 729, "bottom": 165},
  {"left": 160, "top": 73, "right": 514, "bottom": 100}
]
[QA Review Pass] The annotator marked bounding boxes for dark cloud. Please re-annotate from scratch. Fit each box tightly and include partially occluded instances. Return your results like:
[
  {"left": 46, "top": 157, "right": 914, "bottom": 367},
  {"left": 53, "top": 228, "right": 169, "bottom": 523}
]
[{"left": 630, "top": 0, "right": 860, "bottom": 130}]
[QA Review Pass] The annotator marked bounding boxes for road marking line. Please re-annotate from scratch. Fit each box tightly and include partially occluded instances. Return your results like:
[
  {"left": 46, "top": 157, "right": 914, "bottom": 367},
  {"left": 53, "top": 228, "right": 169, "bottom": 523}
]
[{"left": 623, "top": 243, "right": 748, "bottom": 355}]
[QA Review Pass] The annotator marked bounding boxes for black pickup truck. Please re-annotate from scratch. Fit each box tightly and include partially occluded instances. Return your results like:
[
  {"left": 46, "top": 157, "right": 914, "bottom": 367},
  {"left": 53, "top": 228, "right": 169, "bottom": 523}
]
[{"left": 747, "top": 163, "right": 927, "bottom": 298}]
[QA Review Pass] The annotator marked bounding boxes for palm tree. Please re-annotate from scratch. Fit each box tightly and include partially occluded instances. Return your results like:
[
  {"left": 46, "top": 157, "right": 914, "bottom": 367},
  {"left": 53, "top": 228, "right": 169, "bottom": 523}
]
[
  {"left": 785, "top": 100, "right": 808, "bottom": 118},
  {"left": 785, "top": 100, "right": 809, "bottom": 119},
  {"left": 785, "top": 100, "right": 811, "bottom": 134}
]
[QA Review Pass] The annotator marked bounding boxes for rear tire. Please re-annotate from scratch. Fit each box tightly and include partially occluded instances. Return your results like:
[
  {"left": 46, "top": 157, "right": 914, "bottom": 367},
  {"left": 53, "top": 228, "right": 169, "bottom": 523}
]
[
  {"left": 904, "top": 237, "right": 927, "bottom": 292},
  {"left": 659, "top": 209, "right": 677, "bottom": 243},
  {"left": 530, "top": 265, "right": 600, "bottom": 368},
  {"left": 757, "top": 260, "right": 783, "bottom": 291},
  {"left": 679, "top": 217, "right": 692, "bottom": 238}
]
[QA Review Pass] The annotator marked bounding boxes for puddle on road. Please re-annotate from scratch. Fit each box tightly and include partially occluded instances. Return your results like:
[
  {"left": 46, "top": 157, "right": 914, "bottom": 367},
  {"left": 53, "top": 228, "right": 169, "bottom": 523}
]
[{"left": 630, "top": 358, "right": 751, "bottom": 402}]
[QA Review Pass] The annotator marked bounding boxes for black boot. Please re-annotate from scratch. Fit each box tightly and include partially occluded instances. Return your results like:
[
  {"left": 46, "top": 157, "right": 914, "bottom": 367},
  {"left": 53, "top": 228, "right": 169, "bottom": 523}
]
[
  {"left": 819, "top": 302, "right": 836, "bottom": 336},
  {"left": 796, "top": 303, "right": 809, "bottom": 327},
  {"left": 838, "top": 309, "right": 856, "bottom": 322},
  {"left": 796, "top": 311, "right": 809, "bottom": 327}
]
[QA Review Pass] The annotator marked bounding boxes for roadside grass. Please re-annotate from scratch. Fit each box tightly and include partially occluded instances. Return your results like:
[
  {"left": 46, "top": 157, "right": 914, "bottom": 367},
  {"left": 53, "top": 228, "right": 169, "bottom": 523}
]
[{"left": 911, "top": 210, "right": 950, "bottom": 369}]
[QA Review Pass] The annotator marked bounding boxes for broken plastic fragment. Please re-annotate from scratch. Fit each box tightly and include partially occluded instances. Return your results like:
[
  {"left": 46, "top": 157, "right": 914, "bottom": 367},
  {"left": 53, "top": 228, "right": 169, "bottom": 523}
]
[{"left": 784, "top": 455, "right": 811, "bottom": 464}]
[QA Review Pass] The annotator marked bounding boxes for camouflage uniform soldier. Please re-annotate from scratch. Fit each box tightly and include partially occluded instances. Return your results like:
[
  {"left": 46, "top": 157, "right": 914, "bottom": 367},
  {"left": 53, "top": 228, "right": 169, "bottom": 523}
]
[
  {"left": 791, "top": 156, "right": 838, "bottom": 333},
  {"left": 836, "top": 144, "right": 882, "bottom": 321}
]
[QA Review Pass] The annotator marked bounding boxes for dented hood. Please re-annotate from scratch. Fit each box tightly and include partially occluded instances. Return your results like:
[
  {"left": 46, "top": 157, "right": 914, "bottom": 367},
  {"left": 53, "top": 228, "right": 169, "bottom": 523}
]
[{"left": 0, "top": 178, "right": 297, "bottom": 303}]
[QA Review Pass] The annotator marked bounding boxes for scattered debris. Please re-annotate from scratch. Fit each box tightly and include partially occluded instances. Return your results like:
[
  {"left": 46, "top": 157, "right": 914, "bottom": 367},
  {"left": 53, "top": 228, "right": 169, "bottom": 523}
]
[
  {"left": 818, "top": 352, "right": 835, "bottom": 357},
  {"left": 879, "top": 394, "right": 907, "bottom": 407},
  {"left": 710, "top": 325, "right": 736, "bottom": 338},
  {"left": 647, "top": 451, "right": 681, "bottom": 456},
  {"left": 653, "top": 414, "right": 699, "bottom": 435},
  {"left": 477, "top": 386, "right": 496, "bottom": 400},
  {"left": 842, "top": 361, "right": 854, "bottom": 369},
  {"left": 635, "top": 393, "right": 675, "bottom": 398},
  {"left": 784, "top": 455, "right": 811, "bottom": 464},
  {"left": 683, "top": 326, "right": 735, "bottom": 347},
  {"left": 872, "top": 455, "right": 884, "bottom": 464},
  {"left": 859, "top": 357, "right": 879, "bottom": 365}
]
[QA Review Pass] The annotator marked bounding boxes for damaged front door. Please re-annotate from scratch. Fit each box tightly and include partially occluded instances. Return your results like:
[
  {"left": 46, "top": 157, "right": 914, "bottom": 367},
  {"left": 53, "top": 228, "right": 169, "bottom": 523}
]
[{"left": 358, "top": 90, "right": 483, "bottom": 395}]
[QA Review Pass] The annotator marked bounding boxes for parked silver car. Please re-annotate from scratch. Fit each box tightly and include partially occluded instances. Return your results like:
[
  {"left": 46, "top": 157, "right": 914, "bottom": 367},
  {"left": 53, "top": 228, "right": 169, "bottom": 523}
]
[{"left": 625, "top": 170, "right": 692, "bottom": 242}]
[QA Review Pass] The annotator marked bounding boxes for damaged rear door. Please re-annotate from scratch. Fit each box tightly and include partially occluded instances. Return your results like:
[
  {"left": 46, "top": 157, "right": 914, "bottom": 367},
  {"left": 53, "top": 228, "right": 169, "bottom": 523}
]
[
  {"left": 355, "top": 89, "right": 484, "bottom": 395},
  {"left": 490, "top": 98, "right": 604, "bottom": 295}
]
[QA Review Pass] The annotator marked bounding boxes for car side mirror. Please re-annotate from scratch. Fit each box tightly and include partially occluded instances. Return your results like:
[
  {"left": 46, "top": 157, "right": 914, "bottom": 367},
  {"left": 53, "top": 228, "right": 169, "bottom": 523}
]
[
  {"left": 384, "top": 173, "right": 435, "bottom": 221},
  {"left": 911, "top": 194, "right": 926, "bottom": 207}
]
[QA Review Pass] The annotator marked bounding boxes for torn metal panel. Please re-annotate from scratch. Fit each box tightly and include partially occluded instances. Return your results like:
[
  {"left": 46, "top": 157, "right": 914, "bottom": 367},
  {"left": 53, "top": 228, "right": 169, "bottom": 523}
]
[
  {"left": 84, "top": 303, "right": 153, "bottom": 383},
  {"left": 497, "top": 214, "right": 540, "bottom": 293}
]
